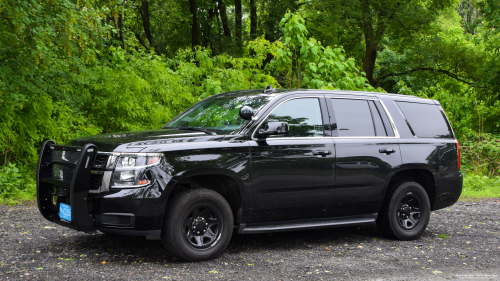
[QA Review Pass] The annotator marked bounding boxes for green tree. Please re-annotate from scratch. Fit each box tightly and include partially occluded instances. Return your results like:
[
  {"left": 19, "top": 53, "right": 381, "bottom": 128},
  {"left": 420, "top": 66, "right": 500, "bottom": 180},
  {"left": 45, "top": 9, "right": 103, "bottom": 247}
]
[
  {"left": 271, "top": 12, "right": 373, "bottom": 90},
  {"left": 304, "top": 0, "right": 458, "bottom": 87}
]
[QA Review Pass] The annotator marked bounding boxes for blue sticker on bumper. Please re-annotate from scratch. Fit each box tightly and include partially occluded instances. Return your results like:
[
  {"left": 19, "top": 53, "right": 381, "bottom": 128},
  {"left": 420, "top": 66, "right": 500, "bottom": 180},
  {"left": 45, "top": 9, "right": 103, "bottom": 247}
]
[{"left": 59, "top": 203, "right": 72, "bottom": 222}]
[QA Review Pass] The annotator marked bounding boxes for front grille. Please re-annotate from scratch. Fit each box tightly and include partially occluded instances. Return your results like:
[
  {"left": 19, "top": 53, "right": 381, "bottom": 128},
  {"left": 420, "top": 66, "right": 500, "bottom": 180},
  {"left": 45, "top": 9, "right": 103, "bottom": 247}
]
[
  {"left": 89, "top": 153, "right": 113, "bottom": 193},
  {"left": 90, "top": 173, "right": 104, "bottom": 190},
  {"left": 52, "top": 150, "right": 80, "bottom": 164},
  {"left": 52, "top": 164, "right": 75, "bottom": 183},
  {"left": 93, "top": 154, "right": 109, "bottom": 169}
]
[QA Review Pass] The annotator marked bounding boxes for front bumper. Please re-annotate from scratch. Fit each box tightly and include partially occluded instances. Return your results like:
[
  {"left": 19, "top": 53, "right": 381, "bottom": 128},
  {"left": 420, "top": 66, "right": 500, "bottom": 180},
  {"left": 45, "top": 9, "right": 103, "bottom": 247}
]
[
  {"left": 36, "top": 141, "right": 169, "bottom": 235},
  {"left": 36, "top": 141, "right": 98, "bottom": 233}
]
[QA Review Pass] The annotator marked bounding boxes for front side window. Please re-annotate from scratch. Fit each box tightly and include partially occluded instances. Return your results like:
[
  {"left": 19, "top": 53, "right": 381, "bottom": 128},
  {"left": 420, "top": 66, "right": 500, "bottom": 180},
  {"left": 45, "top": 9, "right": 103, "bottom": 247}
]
[{"left": 265, "top": 98, "right": 324, "bottom": 138}]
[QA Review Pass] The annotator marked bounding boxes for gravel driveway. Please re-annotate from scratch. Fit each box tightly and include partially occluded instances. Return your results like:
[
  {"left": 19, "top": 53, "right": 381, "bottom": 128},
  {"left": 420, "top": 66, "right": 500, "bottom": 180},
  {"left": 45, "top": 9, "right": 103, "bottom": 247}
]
[{"left": 1, "top": 199, "right": 499, "bottom": 280}]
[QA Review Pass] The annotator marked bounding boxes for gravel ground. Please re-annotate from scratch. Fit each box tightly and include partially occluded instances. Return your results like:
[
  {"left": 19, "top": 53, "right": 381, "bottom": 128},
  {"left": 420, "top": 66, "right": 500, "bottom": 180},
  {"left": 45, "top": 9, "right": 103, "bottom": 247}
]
[{"left": 1, "top": 200, "right": 499, "bottom": 280}]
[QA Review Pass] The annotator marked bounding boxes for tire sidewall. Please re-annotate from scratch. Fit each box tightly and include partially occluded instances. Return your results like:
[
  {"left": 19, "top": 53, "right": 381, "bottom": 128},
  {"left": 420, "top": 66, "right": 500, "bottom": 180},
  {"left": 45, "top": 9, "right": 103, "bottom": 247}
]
[
  {"left": 388, "top": 182, "right": 430, "bottom": 240},
  {"left": 164, "top": 189, "right": 233, "bottom": 261}
]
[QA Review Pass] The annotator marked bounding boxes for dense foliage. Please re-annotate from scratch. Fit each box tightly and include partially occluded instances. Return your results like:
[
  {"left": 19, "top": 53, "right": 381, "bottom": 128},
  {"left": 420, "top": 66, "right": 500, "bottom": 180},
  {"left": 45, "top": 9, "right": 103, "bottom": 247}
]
[{"left": 1, "top": 0, "right": 499, "bottom": 202}]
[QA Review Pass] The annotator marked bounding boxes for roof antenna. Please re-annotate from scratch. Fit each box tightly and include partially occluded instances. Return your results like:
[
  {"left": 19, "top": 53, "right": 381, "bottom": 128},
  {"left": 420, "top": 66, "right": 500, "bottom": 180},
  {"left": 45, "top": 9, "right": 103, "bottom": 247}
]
[{"left": 263, "top": 85, "right": 275, "bottom": 93}]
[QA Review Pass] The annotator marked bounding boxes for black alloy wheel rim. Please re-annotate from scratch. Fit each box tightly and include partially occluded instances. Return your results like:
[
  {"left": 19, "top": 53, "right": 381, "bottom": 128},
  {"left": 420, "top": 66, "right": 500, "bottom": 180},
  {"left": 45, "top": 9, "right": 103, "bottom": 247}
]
[
  {"left": 397, "top": 193, "right": 422, "bottom": 230},
  {"left": 182, "top": 203, "right": 223, "bottom": 250}
]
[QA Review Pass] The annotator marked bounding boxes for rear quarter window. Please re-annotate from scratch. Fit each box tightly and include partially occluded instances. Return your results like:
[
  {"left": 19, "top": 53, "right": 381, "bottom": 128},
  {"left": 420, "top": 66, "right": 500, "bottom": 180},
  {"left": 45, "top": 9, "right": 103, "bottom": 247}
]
[{"left": 396, "top": 101, "right": 454, "bottom": 139}]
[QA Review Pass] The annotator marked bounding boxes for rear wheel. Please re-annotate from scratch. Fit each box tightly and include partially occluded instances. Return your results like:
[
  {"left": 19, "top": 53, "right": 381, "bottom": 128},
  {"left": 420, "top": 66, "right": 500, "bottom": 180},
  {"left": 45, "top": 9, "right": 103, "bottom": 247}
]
[
  {"left": 161, "top": 188, "right": 233, "bottom": 261},
  {"left": 377, "top": 181, "right": 430, "bottom": 240}
]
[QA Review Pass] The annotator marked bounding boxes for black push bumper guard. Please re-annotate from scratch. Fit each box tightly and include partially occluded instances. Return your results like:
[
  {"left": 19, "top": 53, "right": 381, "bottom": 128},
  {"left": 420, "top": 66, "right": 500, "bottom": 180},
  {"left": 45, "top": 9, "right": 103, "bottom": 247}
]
[{"left": 36, "top": 140, "right": 98, "bottom": 233}]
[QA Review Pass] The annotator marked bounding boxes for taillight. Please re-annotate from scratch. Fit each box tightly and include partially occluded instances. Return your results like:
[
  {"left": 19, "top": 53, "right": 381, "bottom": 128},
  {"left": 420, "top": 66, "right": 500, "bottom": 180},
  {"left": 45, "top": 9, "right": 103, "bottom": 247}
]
[{"left": 455, "top": 140, "right": 460, "bottom": 170}]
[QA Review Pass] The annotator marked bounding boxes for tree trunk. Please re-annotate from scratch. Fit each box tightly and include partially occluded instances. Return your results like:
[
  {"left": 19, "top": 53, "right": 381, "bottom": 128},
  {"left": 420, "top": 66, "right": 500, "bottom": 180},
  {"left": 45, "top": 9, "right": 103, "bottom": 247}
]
[
  {"left": 118, "top": 13, "right": 125, "bottom": 50},
  {"left": 217, "top": 0, "right": 231, "bottom": 37},
  {"left": 204, "top": 1, "right": 216, "bottom": 47},
  {"left": 189, "top": 0, "right": 200, "bottom": 48},
  {"left": 140, "top": 0, "right": 154, "bottom": 50},
  {"left": 250, "top": 0, "right": 257, "bottom": 39},
  {"left": 362, "top": 32, "right": 378, "bottom": 87},
  {"left": 361, "top": 0, "right": 377, "bottom": 87},
  {"left": 235, "top": 0, "right": 242, "bottom": 50},
  {"left": 264, "top": 1, "right": 275, "bottom": 42},
  {"left": 133, "top": 31, "right": 148, "bottom": 50}
]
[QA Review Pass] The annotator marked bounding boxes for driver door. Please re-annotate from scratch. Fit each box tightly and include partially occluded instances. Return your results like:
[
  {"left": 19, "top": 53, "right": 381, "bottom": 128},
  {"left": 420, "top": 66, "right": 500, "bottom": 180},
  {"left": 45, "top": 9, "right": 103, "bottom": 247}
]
[{"left": 249, "top": 96, "right": 336, "bottom": 222}]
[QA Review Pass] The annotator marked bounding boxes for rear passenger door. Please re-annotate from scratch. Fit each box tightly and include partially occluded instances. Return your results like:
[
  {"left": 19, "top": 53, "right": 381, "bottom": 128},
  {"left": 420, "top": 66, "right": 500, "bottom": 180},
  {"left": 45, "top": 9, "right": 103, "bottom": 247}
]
[{"left": 327, "top": 97, "right": 402, "bottom": 216}]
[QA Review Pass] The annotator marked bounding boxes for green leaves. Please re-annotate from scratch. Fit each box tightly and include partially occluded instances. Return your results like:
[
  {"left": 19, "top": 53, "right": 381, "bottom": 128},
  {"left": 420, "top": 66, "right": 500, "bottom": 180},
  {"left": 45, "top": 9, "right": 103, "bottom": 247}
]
[{"left": 270, "top": 12, "right": 372, "bottom": 91}]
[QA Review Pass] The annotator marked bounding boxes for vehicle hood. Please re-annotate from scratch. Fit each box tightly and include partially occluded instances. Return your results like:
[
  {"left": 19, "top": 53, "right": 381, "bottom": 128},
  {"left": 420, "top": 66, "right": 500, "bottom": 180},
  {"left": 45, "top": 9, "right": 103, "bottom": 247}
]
[{"left": 66, "top": 129, "right": 225, "bottom": 152}]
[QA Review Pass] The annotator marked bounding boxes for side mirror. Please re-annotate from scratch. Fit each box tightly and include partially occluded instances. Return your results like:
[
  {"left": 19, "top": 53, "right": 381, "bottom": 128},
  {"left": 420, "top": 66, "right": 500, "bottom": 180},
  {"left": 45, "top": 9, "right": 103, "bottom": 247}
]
[
  {"left": 239, "top": 106, "right": 254, "bottom": 120},
  {"left": 258, "top": 122, "right": 289, "bottom": 138}
]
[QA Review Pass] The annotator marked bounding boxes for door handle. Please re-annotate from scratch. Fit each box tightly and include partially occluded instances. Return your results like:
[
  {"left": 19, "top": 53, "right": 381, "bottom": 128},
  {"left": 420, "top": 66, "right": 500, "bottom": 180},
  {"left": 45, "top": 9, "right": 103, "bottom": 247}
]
[
  {"left": 379, "top": 148, "right": 396, "bottom": 154},
  {"left": 312, "top": 150, "right": 332, "bottom": 156}
]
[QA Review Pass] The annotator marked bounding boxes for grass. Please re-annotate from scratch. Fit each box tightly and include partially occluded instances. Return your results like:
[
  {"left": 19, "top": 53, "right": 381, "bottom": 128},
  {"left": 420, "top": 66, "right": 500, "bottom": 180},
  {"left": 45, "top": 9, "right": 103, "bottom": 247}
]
[{"left": 460, "top": 174, "right": 500, "bottom": 200}]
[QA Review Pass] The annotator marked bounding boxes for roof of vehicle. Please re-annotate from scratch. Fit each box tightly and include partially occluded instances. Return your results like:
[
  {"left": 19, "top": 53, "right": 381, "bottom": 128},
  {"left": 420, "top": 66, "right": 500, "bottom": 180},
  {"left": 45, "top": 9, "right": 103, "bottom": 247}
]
[
  {"left": 215, "top": 88, "right": 425, "bottom": 99},
  {"left": 213, "top": 88, "right": 434, "bottom": 103}
]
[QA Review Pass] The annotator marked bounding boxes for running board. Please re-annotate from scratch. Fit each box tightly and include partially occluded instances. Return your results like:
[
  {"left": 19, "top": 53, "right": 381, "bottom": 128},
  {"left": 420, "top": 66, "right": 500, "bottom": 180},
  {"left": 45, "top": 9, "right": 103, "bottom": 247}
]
[{"left": 238, "top": 213, "right": 377, "bottom": 234}]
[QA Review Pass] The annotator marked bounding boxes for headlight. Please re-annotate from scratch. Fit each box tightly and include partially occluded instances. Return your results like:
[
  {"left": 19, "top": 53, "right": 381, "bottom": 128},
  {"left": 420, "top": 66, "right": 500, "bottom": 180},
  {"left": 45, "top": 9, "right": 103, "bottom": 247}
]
[{"left": 111, "top": 153, "right": 163, "bottom": 188}]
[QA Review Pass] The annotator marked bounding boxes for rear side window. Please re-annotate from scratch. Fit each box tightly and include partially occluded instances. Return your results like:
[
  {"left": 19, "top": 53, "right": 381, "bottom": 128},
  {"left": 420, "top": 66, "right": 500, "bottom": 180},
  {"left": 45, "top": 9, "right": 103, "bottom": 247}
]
[
  {"left": 396, "top": 102, "right": 453, "bottom": 138},
  {"left": 368, "top": 101, "right": 388, "bottom": 137},
  {"left": 330, "top": 99, "right": 390, "bottom": 137}
]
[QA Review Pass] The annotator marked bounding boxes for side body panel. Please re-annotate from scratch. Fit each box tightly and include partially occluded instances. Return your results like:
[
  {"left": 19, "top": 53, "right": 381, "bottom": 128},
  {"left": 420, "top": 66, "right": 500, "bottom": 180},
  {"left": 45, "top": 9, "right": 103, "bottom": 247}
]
[
  {"left": 378, "top": 95, "right": 462, "bottom": 210},
  {"left": 332, "top": 138, "right": 401, "bottom": 216},
  {"left": 92, "top": 135, "right": 252, "bottom": 231}
]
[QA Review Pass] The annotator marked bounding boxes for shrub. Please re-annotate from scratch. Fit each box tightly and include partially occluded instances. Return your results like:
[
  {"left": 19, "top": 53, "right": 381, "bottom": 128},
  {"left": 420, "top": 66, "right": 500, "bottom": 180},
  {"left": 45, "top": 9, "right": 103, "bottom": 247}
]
[
  {"left": 460, "top": 132, "right": 500, "bottom": 177},
  {"left": 0, "top": 163, "right": 36, "bottom": 204}
]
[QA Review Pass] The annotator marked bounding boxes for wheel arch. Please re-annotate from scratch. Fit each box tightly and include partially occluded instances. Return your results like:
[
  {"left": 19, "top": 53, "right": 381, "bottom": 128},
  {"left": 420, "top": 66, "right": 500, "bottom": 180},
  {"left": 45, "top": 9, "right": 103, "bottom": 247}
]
[
  {"left": 164, "top": 169, "right": 245, "bottom": 225},
  {"left": 383, "top": 168, "right": 436, "bottom": 211}
]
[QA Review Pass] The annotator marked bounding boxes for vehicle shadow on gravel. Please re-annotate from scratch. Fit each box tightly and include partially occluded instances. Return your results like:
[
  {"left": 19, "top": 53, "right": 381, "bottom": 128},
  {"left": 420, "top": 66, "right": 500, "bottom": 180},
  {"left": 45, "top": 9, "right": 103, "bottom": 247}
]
[{"left": 40, "top": 224, "right": 405, "bottom": 264}]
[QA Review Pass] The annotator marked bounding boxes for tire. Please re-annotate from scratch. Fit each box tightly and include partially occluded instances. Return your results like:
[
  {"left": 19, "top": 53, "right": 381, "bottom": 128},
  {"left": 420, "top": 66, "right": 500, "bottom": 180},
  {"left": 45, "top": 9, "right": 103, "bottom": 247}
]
[
  {"left": 161, "top": 188, "right": 233, "bottom": 261},
  {"left": 377, "top": 181, "right": 431, "bottom": 240}
]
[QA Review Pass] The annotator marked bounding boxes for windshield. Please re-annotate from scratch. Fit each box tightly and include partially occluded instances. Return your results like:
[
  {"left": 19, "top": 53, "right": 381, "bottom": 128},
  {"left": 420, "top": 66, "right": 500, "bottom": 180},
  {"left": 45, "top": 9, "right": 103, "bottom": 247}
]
[{"left": 165, "top": 94, "right": 274, "bottom": 134}]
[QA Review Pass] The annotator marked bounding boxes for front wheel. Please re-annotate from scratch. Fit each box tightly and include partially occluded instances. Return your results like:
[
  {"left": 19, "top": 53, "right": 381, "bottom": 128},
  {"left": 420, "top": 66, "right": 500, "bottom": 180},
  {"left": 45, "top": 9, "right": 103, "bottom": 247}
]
[
  {"left": 161, "top": 188, "right": 233, "bottom": 261},
  {"left": 377, "top": 181, "right": 431, "bottom": 240}
]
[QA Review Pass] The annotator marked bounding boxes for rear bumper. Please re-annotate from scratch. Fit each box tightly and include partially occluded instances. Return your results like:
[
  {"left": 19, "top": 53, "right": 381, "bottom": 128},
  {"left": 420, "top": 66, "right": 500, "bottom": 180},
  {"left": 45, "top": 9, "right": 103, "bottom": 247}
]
[{"left": 432, "top": 171, "right": 463, "bottom": 211}]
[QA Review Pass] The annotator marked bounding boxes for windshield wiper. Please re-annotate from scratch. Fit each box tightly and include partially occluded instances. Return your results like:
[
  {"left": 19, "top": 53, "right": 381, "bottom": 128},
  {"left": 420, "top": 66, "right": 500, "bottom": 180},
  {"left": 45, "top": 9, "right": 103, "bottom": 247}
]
[{"left": 173, "top": 127, "right": 217, "bottom": 135}]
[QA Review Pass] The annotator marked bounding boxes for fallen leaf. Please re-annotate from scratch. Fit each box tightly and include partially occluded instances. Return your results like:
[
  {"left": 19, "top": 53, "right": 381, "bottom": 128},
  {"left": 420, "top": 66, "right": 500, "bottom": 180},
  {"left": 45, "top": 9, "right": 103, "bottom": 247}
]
[{"left": 209, "top": 270, "right": 218, "bottom": 274}]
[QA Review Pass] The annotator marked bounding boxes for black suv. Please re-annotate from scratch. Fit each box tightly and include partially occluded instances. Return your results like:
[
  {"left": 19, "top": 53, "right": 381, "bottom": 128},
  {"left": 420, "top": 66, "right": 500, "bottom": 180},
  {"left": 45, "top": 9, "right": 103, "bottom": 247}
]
[{"left": 36, "top": 88, "right": 462, "bottom": 261}]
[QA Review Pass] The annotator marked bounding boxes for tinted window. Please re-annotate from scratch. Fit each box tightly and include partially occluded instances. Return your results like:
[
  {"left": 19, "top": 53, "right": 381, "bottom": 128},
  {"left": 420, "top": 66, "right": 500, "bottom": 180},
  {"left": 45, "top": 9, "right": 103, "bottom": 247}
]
[
  {"left": 396, "top": 101, "right": 453, "bottom": 138},
  {"left": 330, "top": 99, "right": 375, "bottom": 137},
  {"left": 266, "top": 98, "right": 324, "bottom": 138},
  {"left": 368, "top": 101, "right": 387, "bottom": 136}
]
